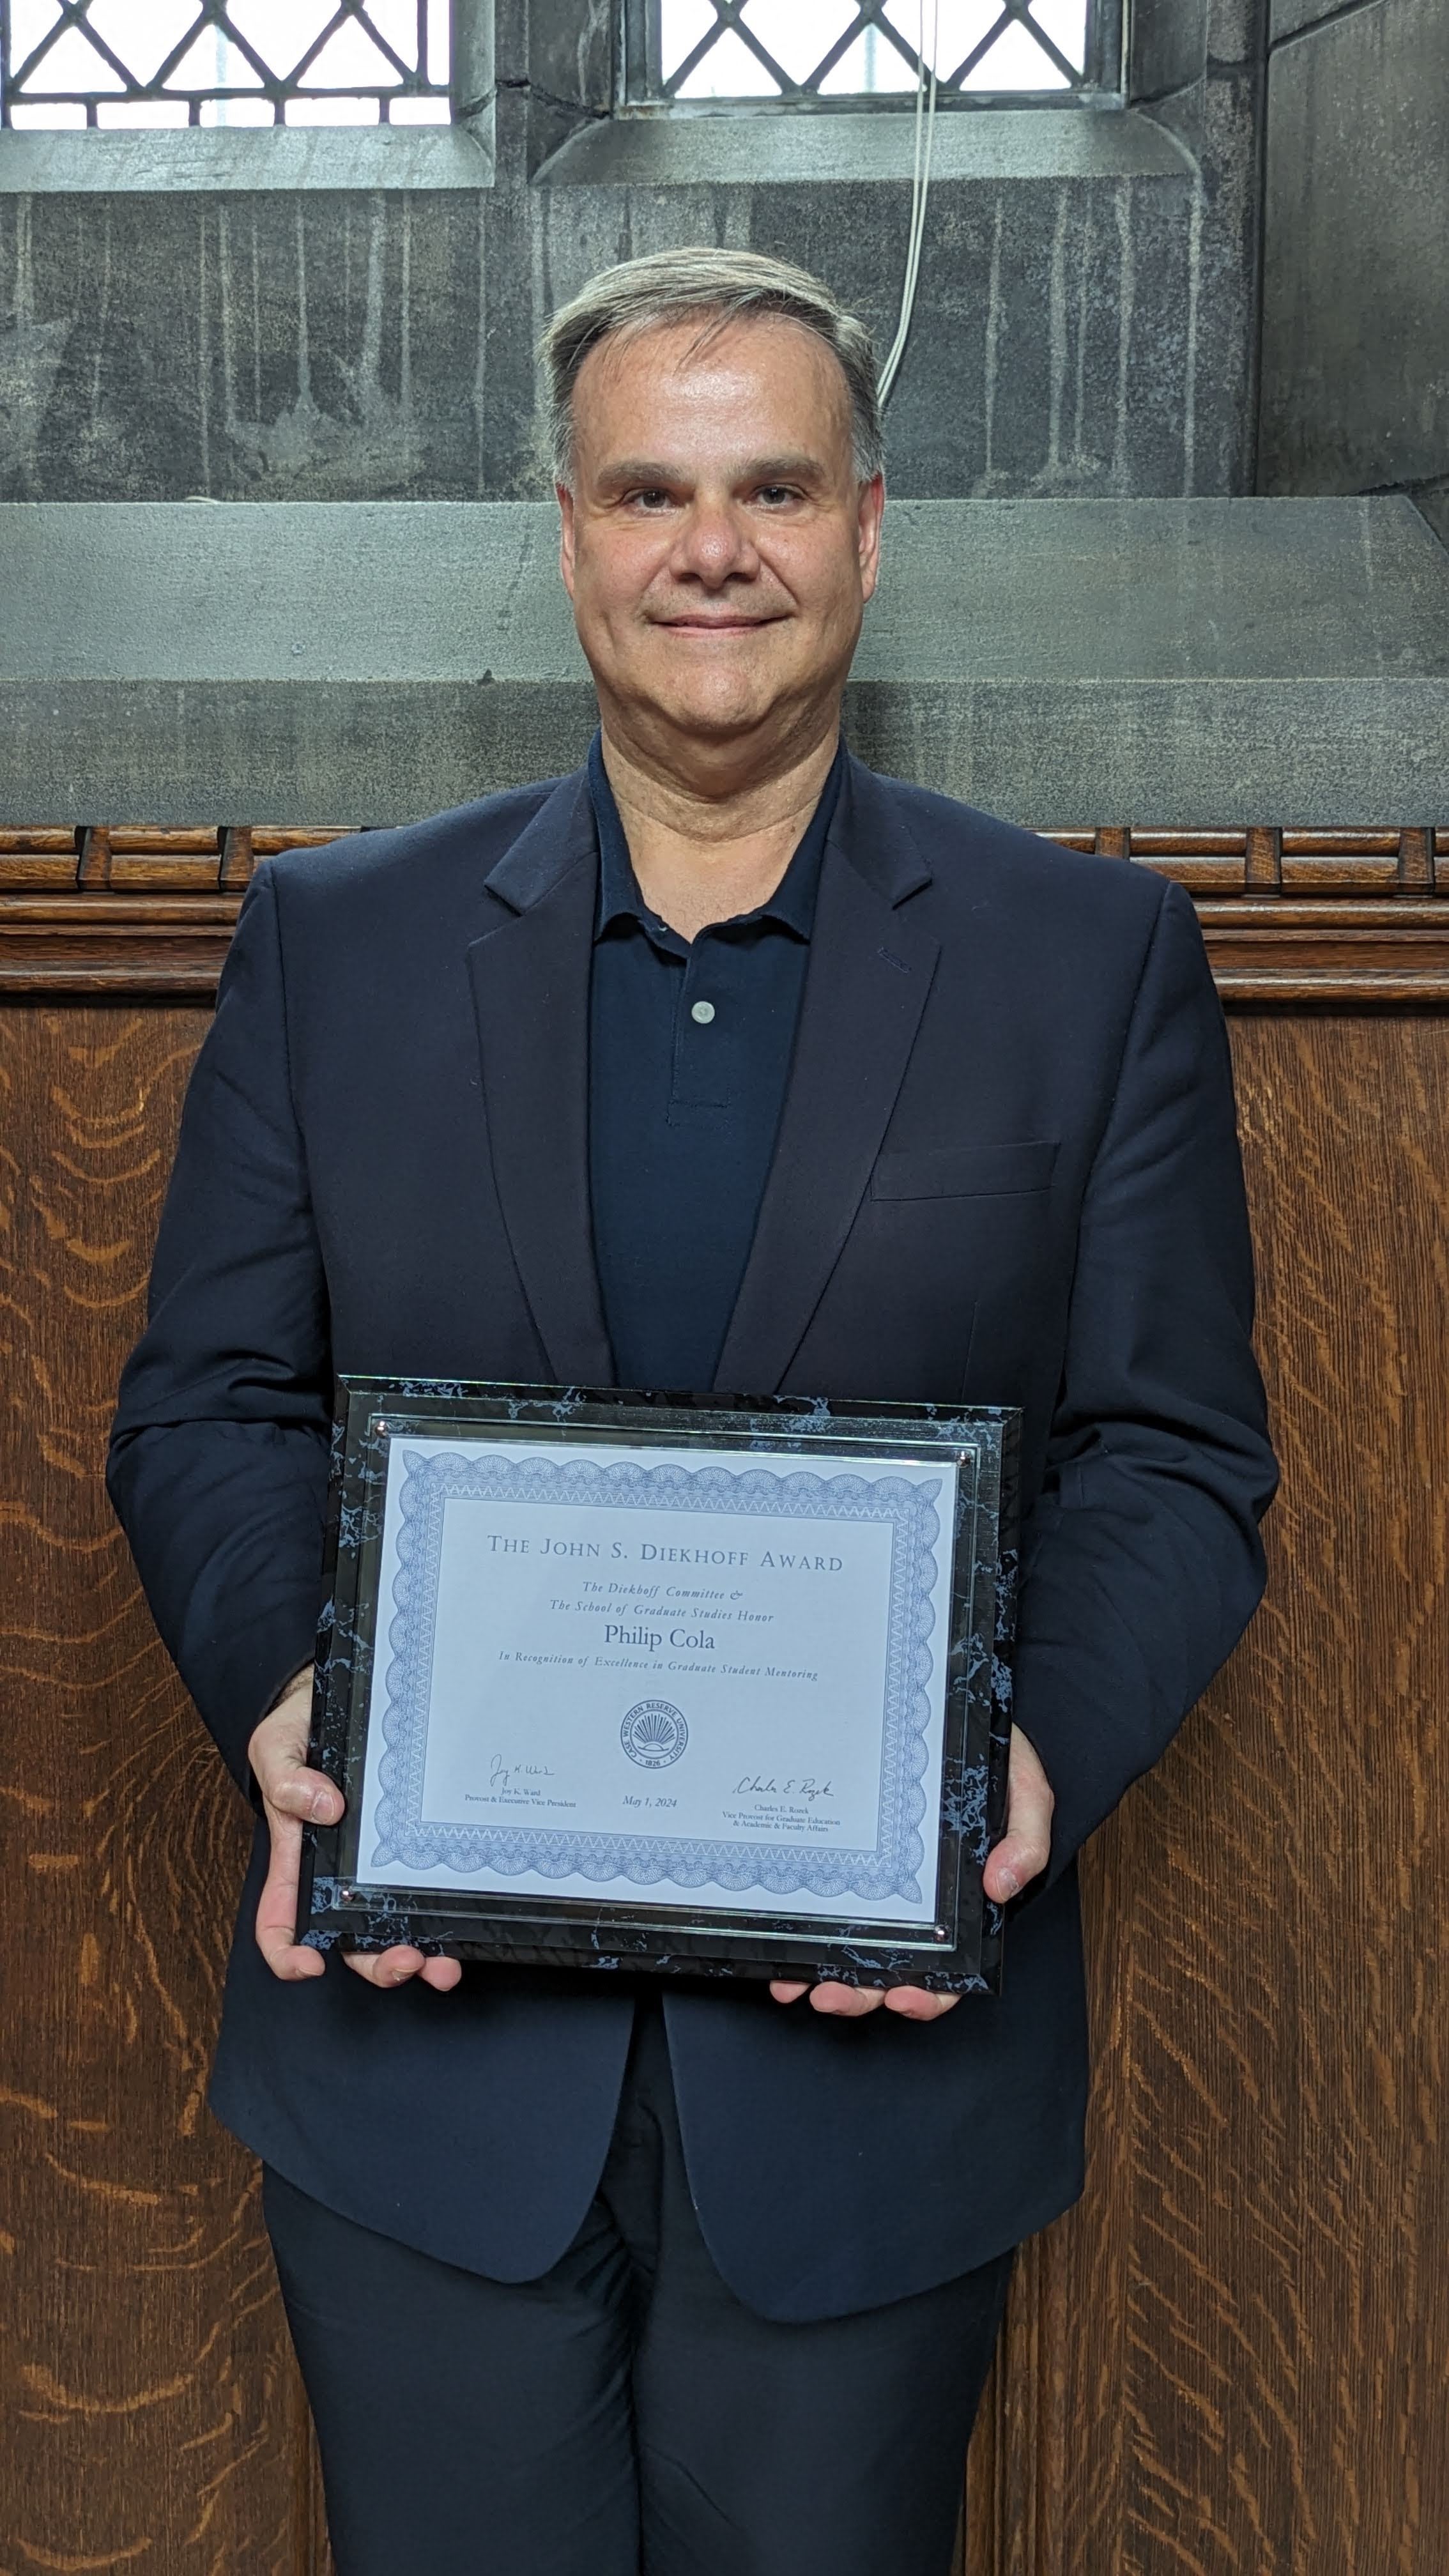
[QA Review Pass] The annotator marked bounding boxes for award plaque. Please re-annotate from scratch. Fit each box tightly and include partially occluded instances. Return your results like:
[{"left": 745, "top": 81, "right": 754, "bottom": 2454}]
[{"left": 296, "top": 1380, "right": 1020, "bottom": 1992}]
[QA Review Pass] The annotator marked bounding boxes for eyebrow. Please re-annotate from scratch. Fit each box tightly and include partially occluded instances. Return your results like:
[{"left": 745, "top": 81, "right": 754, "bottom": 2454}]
[{"left": 595, "top": 454, "right": 830, "bottom": 491}]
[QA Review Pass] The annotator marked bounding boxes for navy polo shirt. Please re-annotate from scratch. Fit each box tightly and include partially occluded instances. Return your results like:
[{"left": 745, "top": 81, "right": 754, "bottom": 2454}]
[{"left": 587, "top": 732, "right": 843, "bottom": 1393}]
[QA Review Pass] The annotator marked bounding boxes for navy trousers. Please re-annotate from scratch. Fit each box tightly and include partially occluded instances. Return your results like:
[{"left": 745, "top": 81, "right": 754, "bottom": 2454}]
[{"left": 264, "top": 1999, "right": 1012, "bottom": 2576}]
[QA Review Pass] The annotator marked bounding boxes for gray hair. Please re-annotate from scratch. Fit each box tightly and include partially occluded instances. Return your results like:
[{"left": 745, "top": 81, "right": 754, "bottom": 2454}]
[{"left": 540, "top": 247, "right": 884, "bottom": 489}]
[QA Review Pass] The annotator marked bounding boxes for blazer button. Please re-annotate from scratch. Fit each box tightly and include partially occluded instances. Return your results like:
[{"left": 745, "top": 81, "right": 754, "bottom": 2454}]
[{"left": 690, "top": 1000, "right": 716, "bottom": 1025}]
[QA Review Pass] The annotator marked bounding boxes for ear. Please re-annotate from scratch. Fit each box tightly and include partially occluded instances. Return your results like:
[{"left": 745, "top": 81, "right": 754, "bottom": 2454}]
[
  {"left": 557, "top": 482, "right": 577, "bottom": 599},
  {"left": 857, "top": 473, "right": 885, "bottom": 605}
]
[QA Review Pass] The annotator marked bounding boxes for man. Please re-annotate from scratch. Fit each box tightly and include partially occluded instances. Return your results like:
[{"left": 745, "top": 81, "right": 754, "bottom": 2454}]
[{"left": 109, "top": 247, "right": 1276, "bottom": 2575}]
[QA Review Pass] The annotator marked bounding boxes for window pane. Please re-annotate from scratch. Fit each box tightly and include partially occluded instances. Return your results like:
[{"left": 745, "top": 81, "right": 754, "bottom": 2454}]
[
  {"left": 1, "top": 0, "right": 455, "bottom": 123},
  {"left": 8, "top": 0, "right": 65, "bottom": 78},
  {"left": 661, "top": 0, "right": 722, "bottom": 87},
  {"left": 882, "top": 0, "right": 1004, "bottom": 77},
  {"left": 84, "top": 0, "right": 200, "bottom": 88},
  {"left": 675, "top": 26, "right": 780, "bottom": 97},
  {"left": 365, "top": 0, "right": 421, "bottom": 73},
  {"left": 958, "top": 17, "right": 1070, "bottom": 87},
  {"left": 285, "top": 91, "right": 382, "bottom": 122},
  {"left": 227, "top": 0, "right": 338, "bottom": 82},
  {"left": 96, "top": 96, "right": 191, "bottom": 123},
  {"left": 389, "top": 91, "right": 450, "bottom": 121},
  {"left": 197, "top": 91, "right": 276, "bottom": 121},
  {"left": 8, "top": 98, "right": 89, "bottom": 124},
  {"left": 650, "top": 1, "right": 1096, "bottom": 99},
  {"left": 165, "top": 32, "right": 264, "bottom": 91},
  {"left": 21, "top": 22, "right": 125, "bottom": 89},
  {"left": 1029, "top": 0, "right": 1087, "bottom": 74},
  {"left": 426, "top": 0, "right": 450, "bottom": 86},
  {"left": 737, "top": 0, "right": 854, "bottom": 87},
  {"left": 818, "top": 29, "right": 918, "bottom": 93},
  {"left": 297, "top": 20, "right": 401, "bottom": 89}
]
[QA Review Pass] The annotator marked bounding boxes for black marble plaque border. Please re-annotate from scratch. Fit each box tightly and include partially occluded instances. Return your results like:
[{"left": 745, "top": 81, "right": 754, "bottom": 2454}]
[{"left": 296, "top": 1378, "right": 1019, "bottom": 1993}]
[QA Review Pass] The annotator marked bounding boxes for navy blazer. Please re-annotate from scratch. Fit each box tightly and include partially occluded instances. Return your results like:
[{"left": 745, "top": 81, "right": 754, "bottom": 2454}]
[{"left": 108, "top": 755, "right": 1276, "bottom": 2322}]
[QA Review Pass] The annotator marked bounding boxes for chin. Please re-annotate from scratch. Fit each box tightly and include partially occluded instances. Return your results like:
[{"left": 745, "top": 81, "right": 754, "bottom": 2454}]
[
  {"left": 648, "top": 674, "right": 788, "bottom": 743},
  {"left": 662, "top": 702, "right": 770, "bottom": 746},
  {"left": 623, "top": 634, "right": 790, "bottom": 732}
]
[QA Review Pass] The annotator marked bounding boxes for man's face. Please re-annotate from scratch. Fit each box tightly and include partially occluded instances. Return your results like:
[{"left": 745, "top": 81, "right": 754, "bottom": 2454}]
[{"left": 558, "top": 314, "right": 883, "bottom": 766}]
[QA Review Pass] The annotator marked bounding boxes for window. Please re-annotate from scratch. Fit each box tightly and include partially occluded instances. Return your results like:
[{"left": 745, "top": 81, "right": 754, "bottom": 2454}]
[
  {"left": 623, "top": 3, "right": 1117, "bottom": 105},
  {"left": 0, "top": 0, "right": 454, "bottom": 127}
]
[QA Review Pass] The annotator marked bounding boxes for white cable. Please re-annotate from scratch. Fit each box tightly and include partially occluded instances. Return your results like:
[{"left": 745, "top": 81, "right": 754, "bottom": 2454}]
[
  {"left": 878, "top": 26, "right": 935, "bottom": 404},
  {"left": 878, "top": 0, "right": 940, "bottom": 409}
]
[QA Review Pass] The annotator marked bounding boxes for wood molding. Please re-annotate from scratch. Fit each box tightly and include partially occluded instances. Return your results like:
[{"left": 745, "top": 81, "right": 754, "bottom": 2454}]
[{"left": 1, "top": 826, "right": 1445, "bottom": 1003}]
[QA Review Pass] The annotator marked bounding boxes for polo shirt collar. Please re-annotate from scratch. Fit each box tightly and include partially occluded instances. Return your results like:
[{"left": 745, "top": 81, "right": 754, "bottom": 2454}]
[{"left": 588, "top": 730, "right": 844, "bottom": 943}]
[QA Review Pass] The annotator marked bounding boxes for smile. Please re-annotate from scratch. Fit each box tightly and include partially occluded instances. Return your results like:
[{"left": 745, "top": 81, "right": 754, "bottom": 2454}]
[{"left": 656, "top": 618, "right": 782, "bottom": 634}]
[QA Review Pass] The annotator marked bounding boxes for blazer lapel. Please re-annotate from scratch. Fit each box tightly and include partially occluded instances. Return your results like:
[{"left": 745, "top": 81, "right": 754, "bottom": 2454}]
[
  {"left": 466, "top": 771, "right": 615, "bottom": 1387},
  {"left": 714, "top": 760, "right": 939, "bottom": 1396}
]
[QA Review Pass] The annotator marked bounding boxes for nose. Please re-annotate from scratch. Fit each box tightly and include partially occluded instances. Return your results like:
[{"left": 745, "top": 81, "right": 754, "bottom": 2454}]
[{"left": 671, "top": 498, "right": 760, "bottom": 589}]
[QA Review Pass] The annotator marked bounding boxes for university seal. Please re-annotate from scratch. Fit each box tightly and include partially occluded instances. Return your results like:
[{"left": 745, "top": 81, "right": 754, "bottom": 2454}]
[{"left": 620, "top": 1700, "right": 689, "bottom": 1769}]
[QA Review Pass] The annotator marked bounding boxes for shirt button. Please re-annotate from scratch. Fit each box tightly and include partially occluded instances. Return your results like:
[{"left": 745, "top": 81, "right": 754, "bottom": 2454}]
[{"left": 690, "top": 1000, "right": 716, "bottom": 1025}]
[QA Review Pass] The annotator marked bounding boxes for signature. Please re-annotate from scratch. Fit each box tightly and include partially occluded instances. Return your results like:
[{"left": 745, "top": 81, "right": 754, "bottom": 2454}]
[
  {"left": 735, "top": 1774, "right": 834, "bottom": 1802},
  {"left": 489, "top": 1752, "right": 556, "bottom": 1795}
]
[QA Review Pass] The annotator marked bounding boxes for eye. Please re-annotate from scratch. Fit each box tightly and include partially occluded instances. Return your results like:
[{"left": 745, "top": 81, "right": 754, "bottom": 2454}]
[
  {"left": 755, "top": 485, "right": 798, "bottom": 507},
  {"left": 628, "top": 487, "right": 675, "bottom": 512}
]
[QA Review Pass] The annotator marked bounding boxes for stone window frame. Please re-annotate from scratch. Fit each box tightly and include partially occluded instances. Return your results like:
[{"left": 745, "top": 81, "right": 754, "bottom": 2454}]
[{"left": 0, "top": 0, "right": 1153, "bottom": 194}]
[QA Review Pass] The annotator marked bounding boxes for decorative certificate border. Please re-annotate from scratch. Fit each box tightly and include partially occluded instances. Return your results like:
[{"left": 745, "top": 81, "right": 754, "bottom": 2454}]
[{"left": 369, "top": 1449, "right": 946, "bottom": 1903}]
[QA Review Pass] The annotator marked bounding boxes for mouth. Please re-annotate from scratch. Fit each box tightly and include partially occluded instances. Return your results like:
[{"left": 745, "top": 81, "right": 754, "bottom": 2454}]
[{"left": 654, "top": 615, "right": 784, "bottom": 636}]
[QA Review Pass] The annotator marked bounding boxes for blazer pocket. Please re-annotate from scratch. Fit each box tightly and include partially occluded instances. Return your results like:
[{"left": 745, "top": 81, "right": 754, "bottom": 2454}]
[{"left": 871, "top": 1140, "right": 1060, "bottom": 1200}]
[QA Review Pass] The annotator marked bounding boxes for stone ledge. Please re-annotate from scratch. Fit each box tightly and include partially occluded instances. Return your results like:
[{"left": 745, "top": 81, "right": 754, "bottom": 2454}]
[
  {"left": 3, "top": 674, "right": 1443, "bottom": 831},
  {"left": 6, "top": 498, "right": 1444, "bottom": 685},
  {"left": 3, "top": 499, "right": 1445, "bottom": 825},
  {"left": 537, "top": 104, "right": 1188, "bottom": 188},
  {"left": 0, "top": 124, "right": 494, "bottom": 195}
]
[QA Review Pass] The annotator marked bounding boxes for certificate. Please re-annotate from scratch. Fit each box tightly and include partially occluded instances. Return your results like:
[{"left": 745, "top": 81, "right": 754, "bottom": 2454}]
[{"left": 298, "top": 1382, "right": 1019, "bottom": 1991}]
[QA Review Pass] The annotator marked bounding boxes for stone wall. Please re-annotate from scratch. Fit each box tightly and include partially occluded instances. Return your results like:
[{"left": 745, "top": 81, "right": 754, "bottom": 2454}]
[
  {"left": 1258, "top": 0, "right": 1449, "bottom": 540},
  {"left": 0, "top": 0, "right": 1264, "bottom": 505},
  {"left": 6, "top": 0, "right": 1442, "bottom": 530},
  {"left": 1128, "top": 0, "right": 1271, "bottom": 475}
]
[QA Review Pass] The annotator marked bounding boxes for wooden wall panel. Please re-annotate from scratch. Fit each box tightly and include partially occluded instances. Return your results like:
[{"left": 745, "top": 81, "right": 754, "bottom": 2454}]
[
  {"left": 0, "top": 1006, "right": 324, "bottom": 2575},
  {"left": 4, "top": 845, "right": 1446, "bottom": 2571},
  {"left": 967, "top": 1011, "right": 1449, "bottom": 2575}
]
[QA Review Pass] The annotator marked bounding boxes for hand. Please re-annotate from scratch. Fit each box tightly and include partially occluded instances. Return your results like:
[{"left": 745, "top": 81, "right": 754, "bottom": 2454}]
[
  {"left": 769, "top": 1723, "right": 1054, "bottom": 2021},
  {"left": 248, "top": 1676, "right": 463, "bottom": 1993}
]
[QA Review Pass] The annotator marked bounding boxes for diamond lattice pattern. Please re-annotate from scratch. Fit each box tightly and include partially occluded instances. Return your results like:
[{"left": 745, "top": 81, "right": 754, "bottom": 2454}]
[
  {"left": 661, "top": 1, "right": 1092, "bottom": 98},
  {"left": 3, "top": 0, "right": 454, "bottom": 126}
]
